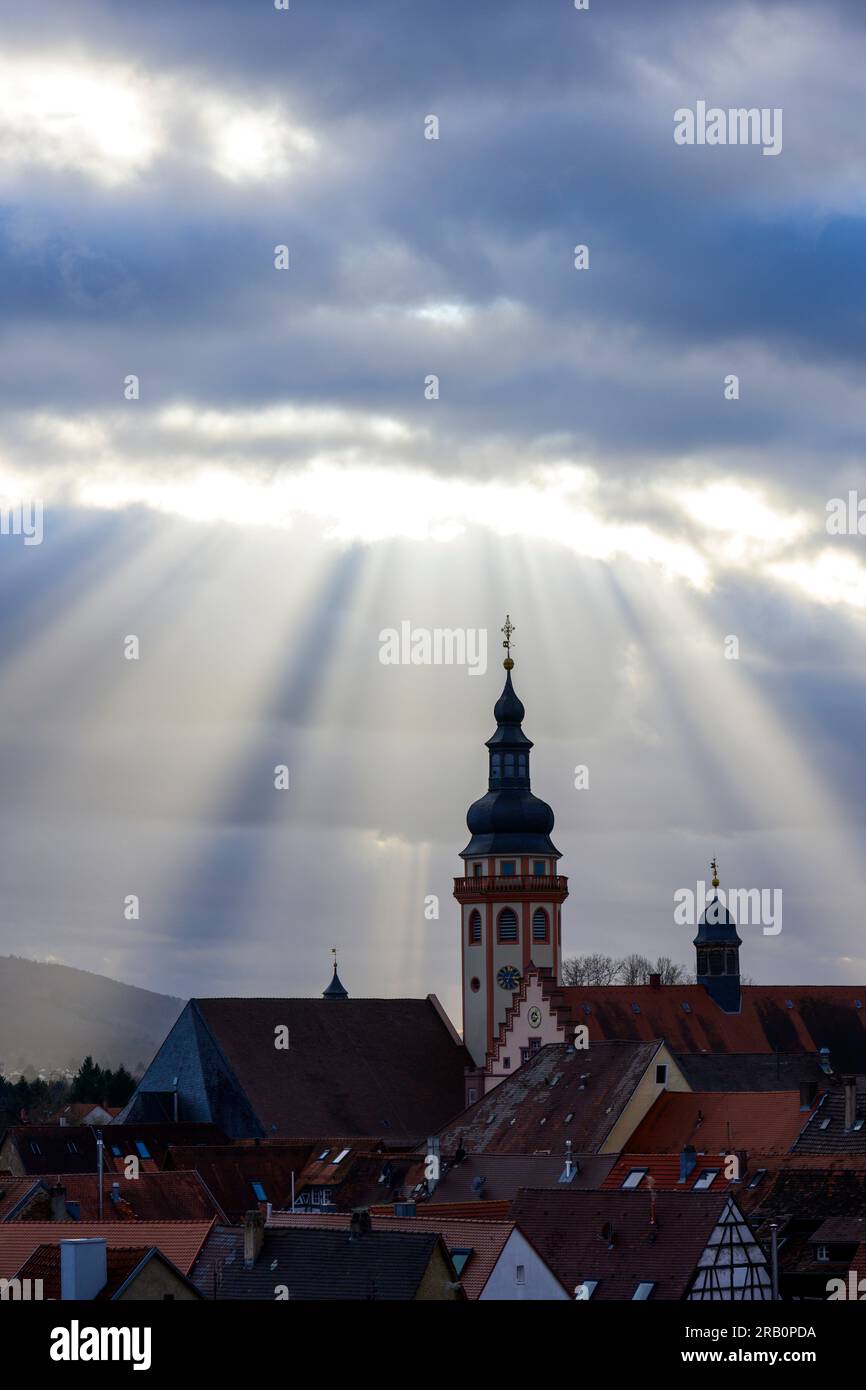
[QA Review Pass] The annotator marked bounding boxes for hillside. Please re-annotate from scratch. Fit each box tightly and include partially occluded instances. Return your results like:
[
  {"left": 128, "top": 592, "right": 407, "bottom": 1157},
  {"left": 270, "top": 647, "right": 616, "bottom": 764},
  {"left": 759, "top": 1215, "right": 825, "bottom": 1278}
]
[{"left": 0, "top": 956, "right": 185, "bottom": 1075}]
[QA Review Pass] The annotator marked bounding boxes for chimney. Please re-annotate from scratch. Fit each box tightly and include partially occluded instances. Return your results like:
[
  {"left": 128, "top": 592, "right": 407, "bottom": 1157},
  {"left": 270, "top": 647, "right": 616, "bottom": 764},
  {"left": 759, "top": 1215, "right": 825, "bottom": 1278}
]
[
  {"left": 678, "top": 1145, "right": 697, "bottom": 1184},
  {"left": 109, "top": 1181, "right": 123, "bottom": 1205},
  {"left": 243, "top": 1209, "right": 265, "bottom": 1269},
  {"left": 60, "top": 1239, "right": 107, "bottom": 1300},
  {"left": 649, "top": 973, "right": 661, "bottom": 991},
  {"left": 799, "top": 1080, "right": 818, "bottom": 1111},
  {"left": 49, "top": 1183, "right": 68, "bottom": 1221},
  {"left": 350, "top": 1207, "right": 372, "bottom": 1238},
  {"left": 844, "top": 1077, "right": 857, "bottom": 1130}
]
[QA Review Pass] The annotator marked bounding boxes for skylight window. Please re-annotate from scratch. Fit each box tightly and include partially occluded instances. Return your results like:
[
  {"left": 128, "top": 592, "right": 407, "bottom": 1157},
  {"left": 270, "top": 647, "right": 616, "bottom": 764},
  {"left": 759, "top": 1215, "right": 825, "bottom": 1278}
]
[
  {"left": 317, "top": 1149, "right": 330, "bottom": 1161},
  {"left": 29, "top": 1141, "right": 42, "bottom": 1155},
  {"left": 622, "top": 1168, "right": 647, "bottom": 1190},
  {"left": 820, "top": 1118, "right": 832, "bottom": 1131},
  {"left": 693, "top": 1170, "right": 719, "bottom": 1191},
  {"left": 251, "top": 1181, "right": 267, "bottom": 1201},
  {"left": 854, "top": 1119, "right": 865, "bottom": 1132},
  {"left": 331, "top": 1148, "right": 350, "bottom": 1165},
  {"left": 111, "top": 1146, "right": 122, "bottom": 1158},
  {"left": 135, "top": 1141, "right": 151, "bottom": 1160},
  {"left": 565, "top": 1112, "right": 574, "bottom": 1123},
  {"left": 631, "top": 1002, "right": 641, "bottom": 1014},
  {"left": 450, "top": 1248, "right": 472, "bottom": 1276},
  {"left": 575, "top": 1279, "right": 598, "bottom": 1300},
  {"left": 681, "top": 1002, "right": 691, "bottom": 1013},
  {"left": 747, "top": 1169, "right": 767, "bottom": 1189},
  {"left": 632, "top": 1282, "right": 655, "bottom": 1300}
]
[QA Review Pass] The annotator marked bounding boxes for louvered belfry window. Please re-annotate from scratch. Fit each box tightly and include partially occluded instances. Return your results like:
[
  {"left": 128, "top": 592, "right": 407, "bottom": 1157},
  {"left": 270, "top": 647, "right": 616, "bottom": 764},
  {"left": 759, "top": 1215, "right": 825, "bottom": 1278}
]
[{"left": 498, "top": 908, "right": 519, "bottom": 942}]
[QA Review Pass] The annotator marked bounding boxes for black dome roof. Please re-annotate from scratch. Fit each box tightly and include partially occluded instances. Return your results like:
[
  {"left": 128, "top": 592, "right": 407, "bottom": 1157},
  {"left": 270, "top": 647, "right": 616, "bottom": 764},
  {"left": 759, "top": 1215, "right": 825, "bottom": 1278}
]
[{"left": 460, "top": 664, "right": 559, "bottom": 859}]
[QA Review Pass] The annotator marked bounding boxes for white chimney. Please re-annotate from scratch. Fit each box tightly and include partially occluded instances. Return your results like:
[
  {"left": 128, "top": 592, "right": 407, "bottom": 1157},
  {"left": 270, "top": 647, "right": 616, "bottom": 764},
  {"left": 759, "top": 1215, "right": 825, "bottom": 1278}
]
[{"left": 60, "top": 1239, "right": 107, "bottom": 1300}]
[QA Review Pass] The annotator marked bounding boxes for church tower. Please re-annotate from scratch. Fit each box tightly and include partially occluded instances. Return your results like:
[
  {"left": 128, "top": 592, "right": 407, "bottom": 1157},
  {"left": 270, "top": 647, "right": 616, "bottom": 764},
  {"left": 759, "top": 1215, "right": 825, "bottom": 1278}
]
[
  {"left": 694, "top": 859, "right": 742, "bottom": 1012},
  {"left": 454, "top": 618, "right": 568, "bottom": 1067}
]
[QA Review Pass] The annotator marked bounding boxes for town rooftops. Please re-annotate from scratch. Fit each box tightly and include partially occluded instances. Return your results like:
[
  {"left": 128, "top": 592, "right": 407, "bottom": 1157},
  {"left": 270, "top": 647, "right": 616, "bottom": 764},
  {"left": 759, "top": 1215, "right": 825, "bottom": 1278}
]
[
  {"left": 5, "top": 1171, "right": 227, "bottom": 1223},
  {"left": 0, "top": 1122, "right": 227, "bottom": 1175},
  {"left": 427, "top": 1152, "right": 617, "bottom": 1204},
  {"left": 268, "top": 1211, "right": 513, "bottom": 1299},
  {"left": 562, "top": 984, "right": 866, "bottom": 1068},
  {"left": 164, "top": 1144, "right": 315, "bottom": 1221},
  {"left": 792, "top": 1078, "right": 866, "bottom": 1154},
  {"left": 437, "top": 1040, "right": 664, "bottom": 1154},
  {"left": 509, "top": 1188, "right": 767, "bottom": 1301},
  {"left": 190, "top": 1223, "right": 460, "bottom": 1300},
  {"left": 0, "top": 1220, "right": 214, "bottom": 1280},
  {"left": 626, "top": 1090, "right": 818, "bottom": 1156},
  {"left": 13, "top": 1243, "right": 198, "bottom": 1300}
]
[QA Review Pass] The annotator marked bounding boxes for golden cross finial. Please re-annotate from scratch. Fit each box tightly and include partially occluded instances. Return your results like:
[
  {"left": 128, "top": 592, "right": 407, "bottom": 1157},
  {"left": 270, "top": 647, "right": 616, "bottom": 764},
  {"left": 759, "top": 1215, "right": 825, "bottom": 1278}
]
[
  {"left": 710, "top": 858, "right": 719, "bottom": 890},
  {"left": 331, "top": 945, "right": 338, "bottom": 969},
  {"left": 501, "top": 614, "right": 515, "bottom": 670}
]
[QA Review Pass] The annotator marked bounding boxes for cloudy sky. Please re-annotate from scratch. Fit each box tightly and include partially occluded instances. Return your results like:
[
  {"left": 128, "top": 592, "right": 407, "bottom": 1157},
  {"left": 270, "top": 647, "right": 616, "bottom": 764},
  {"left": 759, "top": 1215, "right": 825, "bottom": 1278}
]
[{"left": 1, "top": 0, "right": 866, "bottom": 1025}]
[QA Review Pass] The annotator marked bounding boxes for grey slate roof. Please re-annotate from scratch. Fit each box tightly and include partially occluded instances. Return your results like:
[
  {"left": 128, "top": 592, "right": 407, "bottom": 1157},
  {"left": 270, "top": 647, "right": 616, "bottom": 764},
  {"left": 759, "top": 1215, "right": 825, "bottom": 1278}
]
[
  {"left": 675, "top": 1052, "right": 824, "bottom": 1092},
  {"left": 191, "top": 1224, "right": 449, "bottom": 1300}
]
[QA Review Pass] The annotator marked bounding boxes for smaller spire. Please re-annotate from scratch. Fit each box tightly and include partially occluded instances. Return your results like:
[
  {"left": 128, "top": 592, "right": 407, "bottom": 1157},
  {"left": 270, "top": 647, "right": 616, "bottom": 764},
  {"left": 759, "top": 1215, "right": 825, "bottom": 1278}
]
[
  {"left": 711, "top": 857, "right": 720, "bottom": 891},
  {"left": 501, "top": 614, "right": 515, "bottom": 671},
  {"left": 323, "top": 946, "right": 348, "bottom": 999}
]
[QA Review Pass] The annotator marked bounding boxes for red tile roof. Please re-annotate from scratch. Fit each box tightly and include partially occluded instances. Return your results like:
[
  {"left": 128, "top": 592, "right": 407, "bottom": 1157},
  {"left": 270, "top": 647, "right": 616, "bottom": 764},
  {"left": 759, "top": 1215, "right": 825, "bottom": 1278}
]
[
  {"left": 9, "top": 1172, "right": 226, "bottom": 1223},
  {"left": 371, "top": 1201, "right": 514, "bottom": 1222},
  {"left": 428, "top": 1153, "right": 616, "bottom": 1203},
  {"left": 0, "top": 1220, "right": 214, "bottom": 1280},
  {"left": 510, "top": 1188, "right": 756, "bottom": 1300},
  {"left": 626, "top": 1091, "right": 816, "bottom": 1155},
  {"left": 14, "top": 1244, "right": 164, "bottom": 1300},
  {"left": 603, "top": 1154, "right": 737, "bottom": 1192},
  {"left": 561, "top": 984, "right": 866, "bottom": 1067},
  {"left": 267, "top": 1211, "right": 513, "bottom": 1298},
  {"left": 164, "top": 1145, "right": 313, "bottom": 1220}
]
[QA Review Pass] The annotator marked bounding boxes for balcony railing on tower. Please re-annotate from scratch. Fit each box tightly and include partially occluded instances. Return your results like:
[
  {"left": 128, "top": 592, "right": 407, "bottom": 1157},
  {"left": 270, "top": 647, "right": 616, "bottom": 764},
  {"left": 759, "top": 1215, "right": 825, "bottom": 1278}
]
[{"left": 453, "top": 874, "right": 568, "bottom": 896}]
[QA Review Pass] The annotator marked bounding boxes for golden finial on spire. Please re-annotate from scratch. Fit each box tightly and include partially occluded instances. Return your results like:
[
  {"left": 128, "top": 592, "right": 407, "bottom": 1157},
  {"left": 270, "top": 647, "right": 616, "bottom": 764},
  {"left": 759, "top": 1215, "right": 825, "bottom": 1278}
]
[
  {"left": 710, "top": 858, "right": 719, "bottom": 890},
  {"left": 501, "top": 614, "right": 515, "bottom": 670},
  {"left": 331, "top": 945, "right": 338, "bottom": 970}
]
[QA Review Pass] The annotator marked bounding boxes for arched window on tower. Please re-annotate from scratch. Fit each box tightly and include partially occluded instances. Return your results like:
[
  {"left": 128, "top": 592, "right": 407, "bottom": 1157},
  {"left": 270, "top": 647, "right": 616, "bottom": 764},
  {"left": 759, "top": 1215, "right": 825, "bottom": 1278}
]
[
  {"left": 490, "top": 753, "right": 501, "bottom": 784},
  {"left": 532, "top": 908, "right": 549, "bottom": 943},
  {"left": 697, "top": 949, "right": 708, "bottom": 975},
  {"left": 468, "top": 909, "right": 482, "bottom": 944},
  {"left": 503, "top": 752, "right": 515, "bottom": 778},
  {"left": 725, "top": 949, "right": 738, "bottom": 974},
  {"left": 497, "top": 908, "right": 519, "bottom": 943},
  {"left": 709, "top": 950, "right": 724, "bottom": 976},
  {"left": 518, "top": 754, "right": 527, "bottom": 777}
]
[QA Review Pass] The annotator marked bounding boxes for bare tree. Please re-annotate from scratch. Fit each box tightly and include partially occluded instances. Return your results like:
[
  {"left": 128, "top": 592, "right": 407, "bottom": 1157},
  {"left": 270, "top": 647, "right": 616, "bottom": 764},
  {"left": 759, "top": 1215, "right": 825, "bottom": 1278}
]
[
  {"left": 560, "top": 953, "right": 623, "bottom": 986},
  {"left": 654, "top": 956, "right": 693, "bottom": 985},
  {"left": 561, "top": 952, "right": 693, "bottom": 987}
]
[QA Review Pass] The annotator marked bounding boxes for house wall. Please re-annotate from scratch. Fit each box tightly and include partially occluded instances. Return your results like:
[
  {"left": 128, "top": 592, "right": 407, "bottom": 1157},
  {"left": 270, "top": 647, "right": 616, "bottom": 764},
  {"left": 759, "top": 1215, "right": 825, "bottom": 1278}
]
[
  {"left": 601, "top": 1044, "right": 691, "bottom": 1153},
  {"left": 480, "top": 1230, "right": 568, "bottom": 1301},
  {"left": 414, "top": 1243, "right": 464, "bottom": 1300},
  {"left": 117, "top": 1259, "right": 200, "bottom": 1301}
]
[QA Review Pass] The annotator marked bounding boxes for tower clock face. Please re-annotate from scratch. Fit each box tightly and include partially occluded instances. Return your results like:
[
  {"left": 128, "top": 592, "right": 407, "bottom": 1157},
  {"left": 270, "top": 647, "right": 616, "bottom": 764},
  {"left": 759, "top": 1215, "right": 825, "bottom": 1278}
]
[
  {"left": 497, "top": 965, "right": 521, "bottom": 991},
  {"left": 527, "top": 1005, "right": 542, "bottom": 1028}
]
